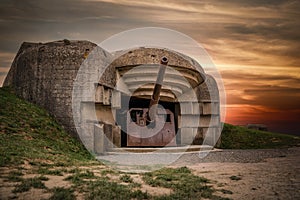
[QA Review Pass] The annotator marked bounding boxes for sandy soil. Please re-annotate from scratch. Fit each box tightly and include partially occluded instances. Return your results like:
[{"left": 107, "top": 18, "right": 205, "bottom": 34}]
[
  {"left": 1, "top": 148, "right": 299, "bottom": 199},
  {"left": 178, "top": 147, "right": 300, "bottom": 200}
]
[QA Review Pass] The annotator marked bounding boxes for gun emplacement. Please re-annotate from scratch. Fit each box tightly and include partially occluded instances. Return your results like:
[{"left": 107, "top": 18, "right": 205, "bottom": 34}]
[{"left": 148, "top": 56, "right": 168, "bottom": 122}]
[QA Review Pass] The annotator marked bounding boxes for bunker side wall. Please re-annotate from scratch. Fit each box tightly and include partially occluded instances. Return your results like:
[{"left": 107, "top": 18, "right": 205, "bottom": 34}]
[{"left": 4, "top": 41, "right": 97, "bottom": 137}]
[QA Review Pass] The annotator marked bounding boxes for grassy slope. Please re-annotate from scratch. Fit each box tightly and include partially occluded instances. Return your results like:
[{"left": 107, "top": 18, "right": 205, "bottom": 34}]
[
  {"left": 1, "top": 87, "right": 231, "bottom": 199},
  {"left": 1, "top": 86, "right": 300, "bottom": 167},
  {"left": 220, "top": 123, "right": 300, "bottom": 149},
  {"left": 1, "top": 86, "right": 299, "bottom": 199},
  {"left": 0, "top": 87, "right": 94, "bottom": 167}
]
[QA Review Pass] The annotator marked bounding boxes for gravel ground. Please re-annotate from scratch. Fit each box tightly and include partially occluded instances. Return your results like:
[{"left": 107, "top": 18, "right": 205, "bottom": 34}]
[
  {"left": 177, "top": 147, "right": 300, "bottom": 200},
  {"left": 1, "top": 148, "right": 298, "bottom": 199},
  {"left": 174, "top": 148, "right": 294, "bottom": 165},
  {"left": 98, "top": 147, "right": 300, "bottom": 199},
  {"left": 97, "top": 147, "right": 296, "bottom": 171}
]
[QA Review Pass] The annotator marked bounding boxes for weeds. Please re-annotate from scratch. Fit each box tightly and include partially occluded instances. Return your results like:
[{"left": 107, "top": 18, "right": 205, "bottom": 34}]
[
  {"left": 62, "top": 168, "right": 149, "bottom": 200},
  {"left": 143, "top": 167, "right": 217, "bottom": 199},
  {"left": 120, "top": 174, "right": 133, "bottom": 183},
  {"left": 37, "top": 167, "right": 64, "bottom": 176},
  {"left": 86, "top": 179, "right": 150, "bottom": 200},
  {"left": 64, "top": 170, "right": 97, "bottom": 185},
  {"left": 101, "top": 169, "right": 118, "bottom": 176},
  {"left": 220, "top": 189, "right": 233, "bottom": 194},
  {"left": 229, "top": 175, "right": 242, "bottom": 181},
  {"left": 5, "top": 170, "right": 24, "bottom": 182},
  {"left": 128, "top": 182, "right": 142, "bottom": 189},
  {"left": 12, "top": 176, "right": 47, "bottom": 193},
  {"left": 48, "top": 187, "right": 75, "bottom": 200},
  {"left": 68, "top": 168, "right": 81, "bottom": 174}
]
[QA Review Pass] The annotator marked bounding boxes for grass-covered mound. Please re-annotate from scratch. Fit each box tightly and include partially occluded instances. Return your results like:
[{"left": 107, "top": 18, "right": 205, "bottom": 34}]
[
  {"left": 0, "top": 87, "right": 94, "bottom": 167},
  {"left": 0, "top": 87, "right": 231, "bottom": 199},
  {"left": 220, "top": 123, "right": 300, "bottom": 149},
  {"left": 1, "top": 85, "right": 299, "bottom": 166},
  {"left": 1, "top": 86, "right": 299, "bottom": 199}
]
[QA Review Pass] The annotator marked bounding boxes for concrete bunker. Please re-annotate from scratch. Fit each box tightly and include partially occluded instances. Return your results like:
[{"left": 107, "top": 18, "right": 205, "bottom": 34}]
[
  {"left": 4, "top": 41, "right": 221, "bottom": 155},
  {"left": 80, "top": 47, "right": 221, "bottom": 153}
]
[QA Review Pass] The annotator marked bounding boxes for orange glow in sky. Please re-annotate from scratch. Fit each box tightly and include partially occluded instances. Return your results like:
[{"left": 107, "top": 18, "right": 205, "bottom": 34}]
[{"left": 0, "top": 0, "right": 299, "bottom": 135}]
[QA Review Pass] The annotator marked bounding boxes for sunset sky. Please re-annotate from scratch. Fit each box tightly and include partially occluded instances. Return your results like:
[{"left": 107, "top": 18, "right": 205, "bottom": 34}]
[{"left": 0, "top": 0, "right": 299, "bottom": 135}]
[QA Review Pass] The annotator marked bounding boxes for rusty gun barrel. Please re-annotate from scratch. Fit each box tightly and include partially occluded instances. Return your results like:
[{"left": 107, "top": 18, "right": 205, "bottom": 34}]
[{"left": 148, "top": 56, "right": 168, "bottom": 122}]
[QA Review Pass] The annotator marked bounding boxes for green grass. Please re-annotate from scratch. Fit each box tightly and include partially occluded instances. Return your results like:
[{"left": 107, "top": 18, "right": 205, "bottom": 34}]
[
  {"left": 120, "top": 174, "right": 133, "bottom": 183},
  {"left": 61, "top": 166, "right": 227, "bottom": 200},
  {"left": 12, "top": 176, "right": 47, "bottom": 193},
  {"left": 48, "top": 187, "right": 75, "bottom": 200},
  {"left": 5, "top": 170, "right": 24, "bottom": 182},
  {"left": 220, "top": 123, "right": 300, "bottom": 149},
  {"left": 64, "top": 170, "right": 97, "bottom": 185},
  {"left": 100, "top": 169, "right": 118, "bottom": 176},
  {"left": 0, "top": 87, "right": 95, "bottom": 167},
  {"left": 63, "top": 168, "right": 150, "bottom": 200},
  {"left": 37, "top": 167, "right": 64, "bottom": 176},
  {"left": 86, "top": 178, "right": 150, "bottom": 200},
  {"left": 143, "top": 167, "right": 227, "bottom": 200},
  {"left": 1, "top": 86, "right": 298, "bottom": 168},
  {"left": 1, "top": 86, "right": 298, "bottom": 199}
]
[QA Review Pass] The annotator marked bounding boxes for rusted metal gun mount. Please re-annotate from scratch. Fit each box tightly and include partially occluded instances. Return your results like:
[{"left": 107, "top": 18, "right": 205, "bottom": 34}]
[{"left": 127, "top": 56, "right": 176, "bottom": 147}]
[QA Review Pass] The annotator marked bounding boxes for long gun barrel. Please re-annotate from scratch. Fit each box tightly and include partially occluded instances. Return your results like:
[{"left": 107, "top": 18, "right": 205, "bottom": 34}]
[{"left": 148, "top": 56, "right": 168, "bottom": 122}]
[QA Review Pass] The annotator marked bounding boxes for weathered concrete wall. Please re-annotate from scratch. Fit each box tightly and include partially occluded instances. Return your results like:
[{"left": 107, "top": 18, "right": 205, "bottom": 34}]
[
  {"left": 4, "top": 41, "right": 221, "bottom": 150},
  {"left": 111, "top": 47, "right": 205, "bottom": 73},
  {"left": 198, "top": 75, "right": 221, "bottom": 146},
  {"left": 4, "top": 40, "right": 98, "bottom": 137}
]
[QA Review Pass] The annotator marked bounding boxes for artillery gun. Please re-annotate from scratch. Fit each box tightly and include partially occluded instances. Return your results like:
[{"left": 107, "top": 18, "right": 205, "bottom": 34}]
[{"left": 127, "top": 57, "right": 177, "bottom": 147}]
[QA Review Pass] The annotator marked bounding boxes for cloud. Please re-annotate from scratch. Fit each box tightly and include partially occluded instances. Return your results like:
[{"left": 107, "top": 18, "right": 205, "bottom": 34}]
[
  {"left": 221, "top": 70, "right": 297, "bottom": 80},
  {"left": 222, "top": 0, "right": 287, "bottom": 7},
  {"left": 220, "top": 68, "right": 300, "bottom": 113},
  {"left": 0, "top": 0, "right": 151, "bottom": 39},
  {"left": 244, "top": 86, "right": 300, "bottom": 110},
  {"left": 0, "top": 0, "right": 299, "bottom": 134},
  {"left": 0, "top": 52, "right": 16, "bottom": 86},
  {"left": 0, "top": 65, "right": 9, "bottom": 86},
  {"left": 0, "top": 0, "right": 299, "bottom": 67}
]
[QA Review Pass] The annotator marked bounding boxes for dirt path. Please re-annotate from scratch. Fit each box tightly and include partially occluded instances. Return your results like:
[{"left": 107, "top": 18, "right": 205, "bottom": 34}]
[{"left": 175, "top": 147, "right": 300, "bottom": 200}]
